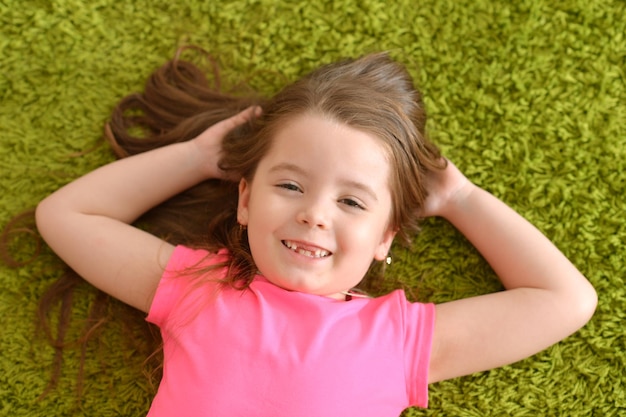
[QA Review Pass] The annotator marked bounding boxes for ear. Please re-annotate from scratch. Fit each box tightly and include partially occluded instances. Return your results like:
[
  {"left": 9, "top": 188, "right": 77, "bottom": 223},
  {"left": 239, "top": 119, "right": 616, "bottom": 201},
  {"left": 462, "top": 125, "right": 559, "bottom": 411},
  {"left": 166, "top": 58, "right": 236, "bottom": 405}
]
[
  {"left": 373, "top": 228, "right": 397, "bottom": 261},
  {"left": 237, "top": 178, "right": 251, "bottom": 226}
]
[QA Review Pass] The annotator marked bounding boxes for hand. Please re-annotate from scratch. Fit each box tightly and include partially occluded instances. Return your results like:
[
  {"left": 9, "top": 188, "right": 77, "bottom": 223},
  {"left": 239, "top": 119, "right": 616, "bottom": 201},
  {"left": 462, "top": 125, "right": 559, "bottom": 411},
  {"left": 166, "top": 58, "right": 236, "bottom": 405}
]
[
  {"left": 420, "top": 158, "right": 474, "bottom": 218},
  {"left": 192, "top": 106, "right": 262, "bottom": 180}
]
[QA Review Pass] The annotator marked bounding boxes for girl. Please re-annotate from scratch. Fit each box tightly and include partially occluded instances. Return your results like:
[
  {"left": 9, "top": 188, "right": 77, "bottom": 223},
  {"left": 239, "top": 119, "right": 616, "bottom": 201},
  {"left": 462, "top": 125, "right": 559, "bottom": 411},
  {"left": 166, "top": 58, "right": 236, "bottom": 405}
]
[{"left": 35, "top": 51, "right": 597, "bottom": 416}]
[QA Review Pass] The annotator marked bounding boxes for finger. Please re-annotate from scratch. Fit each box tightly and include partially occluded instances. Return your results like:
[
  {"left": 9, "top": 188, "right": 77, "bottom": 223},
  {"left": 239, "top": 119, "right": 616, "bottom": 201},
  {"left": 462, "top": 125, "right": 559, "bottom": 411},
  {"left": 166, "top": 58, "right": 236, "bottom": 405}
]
[{"left": 210, "top": 106, "right": 261, "bottom": 138}]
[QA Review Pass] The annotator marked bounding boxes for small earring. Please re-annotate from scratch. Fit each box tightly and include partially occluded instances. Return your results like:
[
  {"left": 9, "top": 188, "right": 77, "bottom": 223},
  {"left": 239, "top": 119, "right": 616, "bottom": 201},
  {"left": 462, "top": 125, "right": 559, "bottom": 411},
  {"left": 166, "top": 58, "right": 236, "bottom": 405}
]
[
  {"left": 237, "top": 224, "right": 247, "bottom": 240},
  {"left": 385, "top": 256, "right": 392, "bottom": 265}
]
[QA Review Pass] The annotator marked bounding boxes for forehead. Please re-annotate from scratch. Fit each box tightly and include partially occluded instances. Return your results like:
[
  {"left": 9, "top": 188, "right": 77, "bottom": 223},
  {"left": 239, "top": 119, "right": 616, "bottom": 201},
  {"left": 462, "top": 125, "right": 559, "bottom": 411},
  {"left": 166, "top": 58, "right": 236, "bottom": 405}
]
[{"left": 260, "top": 114, "right": 392, "bottom": 184}]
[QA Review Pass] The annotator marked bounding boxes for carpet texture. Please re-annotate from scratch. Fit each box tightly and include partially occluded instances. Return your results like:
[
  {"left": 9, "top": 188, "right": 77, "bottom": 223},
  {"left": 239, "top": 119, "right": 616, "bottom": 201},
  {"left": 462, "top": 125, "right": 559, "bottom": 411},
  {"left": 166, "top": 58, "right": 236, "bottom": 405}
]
[{"left": 1, "top": 0, "right": 625, "bottom": 415}]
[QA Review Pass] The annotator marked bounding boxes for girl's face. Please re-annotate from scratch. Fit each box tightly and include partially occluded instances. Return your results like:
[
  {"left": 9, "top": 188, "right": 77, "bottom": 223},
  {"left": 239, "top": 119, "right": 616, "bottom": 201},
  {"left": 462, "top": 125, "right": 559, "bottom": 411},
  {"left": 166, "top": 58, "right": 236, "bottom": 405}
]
[{"left": 237, "top": 113, "right": 396, "bottom": 300}]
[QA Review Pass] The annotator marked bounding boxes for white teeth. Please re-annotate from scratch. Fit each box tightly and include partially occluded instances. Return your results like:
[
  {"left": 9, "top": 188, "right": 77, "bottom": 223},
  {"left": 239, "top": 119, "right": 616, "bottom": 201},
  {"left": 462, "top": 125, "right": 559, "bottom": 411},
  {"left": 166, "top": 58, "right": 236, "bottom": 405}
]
[{"left": 283, "top": 240, "right": 330, "bottom": 258}]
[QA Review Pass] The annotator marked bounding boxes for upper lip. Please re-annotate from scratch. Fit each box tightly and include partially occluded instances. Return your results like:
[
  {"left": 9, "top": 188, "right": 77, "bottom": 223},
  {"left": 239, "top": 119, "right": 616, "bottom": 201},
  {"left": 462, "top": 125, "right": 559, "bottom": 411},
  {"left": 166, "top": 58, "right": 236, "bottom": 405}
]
[{"left": 282, "top": 239, "right": 333, "bottom": 257}]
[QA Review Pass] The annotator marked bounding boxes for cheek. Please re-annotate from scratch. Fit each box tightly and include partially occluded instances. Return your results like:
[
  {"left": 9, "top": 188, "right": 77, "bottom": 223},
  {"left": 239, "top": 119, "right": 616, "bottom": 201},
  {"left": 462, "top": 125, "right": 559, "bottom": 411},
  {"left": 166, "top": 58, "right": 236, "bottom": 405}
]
[
  {"left": 339, "top": 218, "right": 387, "bottom": 255},
  {"left": 247, "top": 194, "right": 282, "bottom": 228},
  {"left": 245, "top": 191, "right": 284, "bottom": 248},
  {"left": 246, "top": 224, "right": 272, "bottom": 275}
]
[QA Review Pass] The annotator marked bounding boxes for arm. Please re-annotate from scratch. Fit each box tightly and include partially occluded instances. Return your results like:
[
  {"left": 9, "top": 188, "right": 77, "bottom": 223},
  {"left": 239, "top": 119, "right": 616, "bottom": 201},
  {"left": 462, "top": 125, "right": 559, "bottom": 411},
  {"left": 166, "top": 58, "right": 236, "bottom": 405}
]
[
  {"left": 35, "top": 107, "right": 259, "bottom": 313},
  {"left": 425, "top": 160, "right": 597, "bottom": 383}
]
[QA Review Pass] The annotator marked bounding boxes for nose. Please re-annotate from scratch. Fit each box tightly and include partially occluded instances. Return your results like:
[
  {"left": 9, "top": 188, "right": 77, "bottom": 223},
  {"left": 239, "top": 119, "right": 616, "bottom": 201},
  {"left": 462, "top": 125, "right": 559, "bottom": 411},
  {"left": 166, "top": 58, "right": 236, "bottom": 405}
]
[{"left": 296, "top": 196, "right": 331, "bottom": 229}]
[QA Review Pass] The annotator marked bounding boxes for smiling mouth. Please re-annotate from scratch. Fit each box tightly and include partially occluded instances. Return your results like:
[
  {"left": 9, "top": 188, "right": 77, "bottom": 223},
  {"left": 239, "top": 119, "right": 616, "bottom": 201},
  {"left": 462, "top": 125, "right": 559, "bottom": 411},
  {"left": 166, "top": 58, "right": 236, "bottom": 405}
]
[{"left": 282, "top": 240, "right": 331, "bottom": 258}]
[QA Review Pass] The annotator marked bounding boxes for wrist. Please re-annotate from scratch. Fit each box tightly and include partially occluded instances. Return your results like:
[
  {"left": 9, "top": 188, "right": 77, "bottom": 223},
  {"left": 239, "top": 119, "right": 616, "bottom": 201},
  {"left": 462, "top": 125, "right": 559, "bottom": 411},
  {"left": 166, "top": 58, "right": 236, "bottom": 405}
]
[
  {"left": 188, "top": 135, "right": 224, "bottom": 180},
  {"left": 437, "top": 181, "right": 477, "bottom": 220}
]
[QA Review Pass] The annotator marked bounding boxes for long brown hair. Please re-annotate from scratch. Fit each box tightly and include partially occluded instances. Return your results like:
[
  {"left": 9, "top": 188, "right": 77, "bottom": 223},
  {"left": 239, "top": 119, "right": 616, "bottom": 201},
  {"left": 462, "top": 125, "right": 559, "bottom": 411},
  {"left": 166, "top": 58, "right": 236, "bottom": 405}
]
[
  {"left": 213, "top": 51, "right": 445, "bottom": 289},
  {"left": 1, "top": 47, "right": 444, "bottom": 396}
]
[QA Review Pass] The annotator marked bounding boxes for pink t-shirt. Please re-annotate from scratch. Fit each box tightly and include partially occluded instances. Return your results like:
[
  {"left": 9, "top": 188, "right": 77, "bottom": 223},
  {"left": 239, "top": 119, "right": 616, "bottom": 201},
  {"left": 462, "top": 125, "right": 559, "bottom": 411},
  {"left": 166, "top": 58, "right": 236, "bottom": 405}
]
[{"left": 146, "top": 245, "right": 435, "bottom": 417}]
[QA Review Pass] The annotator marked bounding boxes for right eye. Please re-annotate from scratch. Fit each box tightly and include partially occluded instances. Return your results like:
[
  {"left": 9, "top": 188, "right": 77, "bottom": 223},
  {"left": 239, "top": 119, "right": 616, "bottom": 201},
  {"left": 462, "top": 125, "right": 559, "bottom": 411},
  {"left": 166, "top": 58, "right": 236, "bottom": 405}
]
[{"left": 276, "top": 183, "right": 302, "bottom": 193}]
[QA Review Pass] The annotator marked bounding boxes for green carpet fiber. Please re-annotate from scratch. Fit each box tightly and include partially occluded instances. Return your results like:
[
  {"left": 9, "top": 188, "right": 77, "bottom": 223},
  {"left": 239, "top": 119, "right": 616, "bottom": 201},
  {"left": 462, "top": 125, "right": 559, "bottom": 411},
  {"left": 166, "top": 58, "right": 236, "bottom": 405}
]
[{"left": 1, "top": 0, "right": 625, "bottom": 415}]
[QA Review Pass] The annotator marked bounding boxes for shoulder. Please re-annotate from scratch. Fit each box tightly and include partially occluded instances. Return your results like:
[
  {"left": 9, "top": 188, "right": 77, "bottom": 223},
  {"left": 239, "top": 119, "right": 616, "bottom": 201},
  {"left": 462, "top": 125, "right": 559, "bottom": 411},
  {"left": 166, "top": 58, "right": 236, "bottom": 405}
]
[
  {"left": 341, "top": 291, "right": 435, "bottom": 409},
  {"left": 147, "top": 246, "right": 230, "bottom": 326},
  {"left": 368, "top": 290, "right": 435, "bottom": 319},
  {"left": 378, "top": 291, "right": 435, "bottom": 408},
  {"left": 344, "top": 290, "right": 436, "bottom": 338},
  {"left": 163, "top": 245, "right": 230, "bottom": 277}
]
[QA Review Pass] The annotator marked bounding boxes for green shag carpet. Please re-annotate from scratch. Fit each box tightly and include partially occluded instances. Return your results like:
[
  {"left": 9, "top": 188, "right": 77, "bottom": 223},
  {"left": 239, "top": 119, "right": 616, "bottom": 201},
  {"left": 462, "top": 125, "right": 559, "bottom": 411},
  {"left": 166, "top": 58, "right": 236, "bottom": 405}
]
[{"left": 1, "top": 0, "right": 625, "bottom": 415}]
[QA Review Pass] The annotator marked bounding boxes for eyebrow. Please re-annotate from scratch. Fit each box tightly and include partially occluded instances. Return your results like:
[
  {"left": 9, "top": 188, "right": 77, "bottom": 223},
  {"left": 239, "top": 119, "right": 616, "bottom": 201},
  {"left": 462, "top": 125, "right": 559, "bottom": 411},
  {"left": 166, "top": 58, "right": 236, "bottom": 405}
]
[{"left": 268, "top": 162, "right": 379, "bottom": 202}]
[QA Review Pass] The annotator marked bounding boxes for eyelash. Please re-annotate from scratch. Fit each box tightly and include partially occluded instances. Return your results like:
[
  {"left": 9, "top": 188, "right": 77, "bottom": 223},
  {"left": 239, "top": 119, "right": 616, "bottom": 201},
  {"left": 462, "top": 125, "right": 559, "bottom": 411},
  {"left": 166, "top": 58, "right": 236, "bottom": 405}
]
[
  {"left": 340, "top": 198, "right": 366, "bottom": 210},
  {"left": 277, "top": 183, "right": 302, "bottom": 192},
  {"left": 277, "top": 184, "right": 366, "bottom": 211}
]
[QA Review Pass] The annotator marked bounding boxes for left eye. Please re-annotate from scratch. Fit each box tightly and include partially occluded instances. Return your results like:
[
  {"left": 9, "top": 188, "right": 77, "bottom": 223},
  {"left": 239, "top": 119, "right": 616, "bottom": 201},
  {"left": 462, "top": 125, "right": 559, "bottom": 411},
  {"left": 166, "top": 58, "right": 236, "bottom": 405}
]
[{"left": 340, "top": 198, "right": 365, "bottom": 210}]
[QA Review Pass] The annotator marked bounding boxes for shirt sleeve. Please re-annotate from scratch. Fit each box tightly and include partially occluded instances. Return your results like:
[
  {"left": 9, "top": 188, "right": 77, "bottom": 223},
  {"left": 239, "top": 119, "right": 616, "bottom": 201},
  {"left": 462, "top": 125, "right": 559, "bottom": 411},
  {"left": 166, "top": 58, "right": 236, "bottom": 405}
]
[
  {"left": 403, "top": 299, "right": 436, "bottom": 408},
  {"left": 146, "top": 245, "right": 213, "bottom": 327}
]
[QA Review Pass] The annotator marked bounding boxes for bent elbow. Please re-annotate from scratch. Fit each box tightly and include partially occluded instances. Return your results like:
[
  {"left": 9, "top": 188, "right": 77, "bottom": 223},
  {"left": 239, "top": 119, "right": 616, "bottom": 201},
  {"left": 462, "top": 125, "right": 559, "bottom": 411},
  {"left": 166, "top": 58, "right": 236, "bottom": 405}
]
[
  {"left": 570, "top": 279, "right": 598, "bottom": 331},
  {"left": 35, "top": 198, "right": 52, "bottom": 235},
  {"left": 35, "top": 197, "right": 61, "bottom": 244}
]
